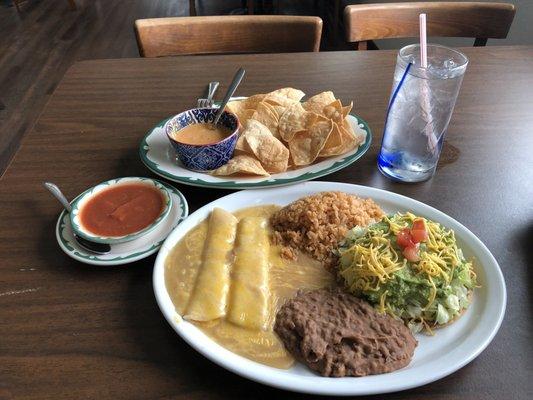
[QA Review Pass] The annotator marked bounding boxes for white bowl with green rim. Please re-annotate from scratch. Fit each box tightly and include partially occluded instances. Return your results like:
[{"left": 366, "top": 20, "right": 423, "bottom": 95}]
[{"left": 70, "top": 177, "right": 172, "bottom": 244}]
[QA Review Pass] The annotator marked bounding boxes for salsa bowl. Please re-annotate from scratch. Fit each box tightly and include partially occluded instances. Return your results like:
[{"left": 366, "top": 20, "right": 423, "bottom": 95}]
[{"left": 70, "top": 177, "right": 172, "bottom": 244}]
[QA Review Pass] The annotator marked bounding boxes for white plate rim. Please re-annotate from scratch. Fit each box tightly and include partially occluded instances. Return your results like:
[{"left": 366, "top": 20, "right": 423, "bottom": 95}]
[{"left": 152, "top": 181, "right": 506, "bottom": 395}]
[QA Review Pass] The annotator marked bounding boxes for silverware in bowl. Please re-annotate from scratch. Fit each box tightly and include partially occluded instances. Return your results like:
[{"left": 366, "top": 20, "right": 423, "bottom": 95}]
[
  {"left": 43, "top": 182, "right": 111, "bottom": 255},
  {"left": 211, "top": 68, "right": 245, "bottom": 128},
  {"left": 197, "top": 81, "right": 219, "bottom": 108}
]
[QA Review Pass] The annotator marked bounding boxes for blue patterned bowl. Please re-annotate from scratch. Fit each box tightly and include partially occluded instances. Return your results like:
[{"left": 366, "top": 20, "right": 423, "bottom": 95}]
[{"left": 165, "top": 108, "right": 239, "bottom": 171}]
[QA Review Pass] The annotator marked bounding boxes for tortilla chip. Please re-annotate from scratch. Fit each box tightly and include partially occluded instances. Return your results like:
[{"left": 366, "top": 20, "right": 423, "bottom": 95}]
[
  {"left": 319, "top": 121, "right": 357, "bottom": 157},
  {"left": 278, "top": 102, "right": 309, "bottom": 141},
  {"left": 211, "top": 154, "right": 269, "bottom": 176},
  {"left": 240, "top": 109, "right": 256, "bottom": 127},
  {"left": 319, "top": 122, "right": 344, "bottom": 156},
  {"left": 226, "top": 89, "right": 359, "bottom": 173},
  {"left": 241, "top": 94, "right": 266, "bottom": 109},
  {"left": 342, "top": 101, "right": 353, "bottom": 118},
  {"left": 322, "top": 99, "right": 344, "bottom": 123},
  {"left": 259, "top": 101, "right": 279, "bottom": 118},
  {"left": 263, "top": 94, "right": 300, "bottom": 108},
  {"left": 305, "top": 111, "right": 329, "bottom": 128},
  {"left": 303, "top": 91, "right": 336, "bottom": 114},
  {"left": 225, "top": 101, "right": 249, "bottom": 121},
  {"left": 289, "top": 119, "right": 333, "bottom": 165},
  {"left": 271, "top": 105, "right": 287, "bottom": 119},
  {"left": 226, "top": 97, "right": 259, "bottom": 127},
  {"left": 235, "top": 134, "right": 251, "bottom": 154},
  {"left": 251, "top": 103, "right": 280, "bottom": 139},
  {"left": 266, "top": 88, "right": 305, "bottom": 102},
  {"left": 242, "top": 120, "right": 289, "bottom": 173}
]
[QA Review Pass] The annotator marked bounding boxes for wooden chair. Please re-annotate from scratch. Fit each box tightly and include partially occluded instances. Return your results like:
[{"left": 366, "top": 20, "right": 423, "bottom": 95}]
[
  {"left": 134, "top": 15, "right": 323, "bottom": 57},
  {"left": 344, "top": 2, "right": 516, "bottom": 50}
]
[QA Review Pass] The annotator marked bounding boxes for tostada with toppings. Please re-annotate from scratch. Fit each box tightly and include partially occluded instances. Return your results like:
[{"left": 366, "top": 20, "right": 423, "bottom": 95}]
[{"left": 337, "top": 212, "right": 477, "bottom": 333}]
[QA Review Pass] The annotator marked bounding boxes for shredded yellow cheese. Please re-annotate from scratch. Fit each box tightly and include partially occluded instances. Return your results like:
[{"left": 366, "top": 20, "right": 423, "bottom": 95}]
[
  {"left": 341, "top": 213, "right": 461, "bottom": 289},
  {"left": 378, "top": 290, "right": 388, "bottom": 313},
  {"left": 339, "top": 213, "right": 470, "bottom": 315}
]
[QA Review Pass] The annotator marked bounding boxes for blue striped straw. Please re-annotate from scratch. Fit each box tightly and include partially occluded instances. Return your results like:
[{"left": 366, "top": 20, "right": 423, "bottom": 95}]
[{"left": 382, "top": 62, "right": 413, "bottom": 137}]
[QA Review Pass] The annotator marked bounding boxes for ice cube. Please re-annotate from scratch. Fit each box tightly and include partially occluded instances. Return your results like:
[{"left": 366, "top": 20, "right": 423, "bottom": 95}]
[{"left": 444, "top": 59, "right": 457, "bottom": 69}]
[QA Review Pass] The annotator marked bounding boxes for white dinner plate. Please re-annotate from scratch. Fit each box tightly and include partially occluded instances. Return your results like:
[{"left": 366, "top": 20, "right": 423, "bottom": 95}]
[
  {"left": 152, "top": 181, "right": 506, "bottom": 396},
  {"left": 56, "top": 182, "right": 188, "bottom": 266},
  {"left": 139, "top": 112, "right": 372, "bottom": 190}
]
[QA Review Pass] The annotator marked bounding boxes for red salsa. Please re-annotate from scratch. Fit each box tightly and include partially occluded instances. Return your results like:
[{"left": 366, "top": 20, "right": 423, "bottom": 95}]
[{"left": 79, "top": 183, "right": 164, "bottom": 237}]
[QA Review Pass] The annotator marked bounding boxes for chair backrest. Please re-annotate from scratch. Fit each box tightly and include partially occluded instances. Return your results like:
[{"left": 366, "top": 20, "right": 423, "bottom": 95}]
[
  {"left": 344, "top": 2, "right": 515, "bottom": 49},
  {"left": 135, "top": 15, "right": 323, "bottom": 57}
]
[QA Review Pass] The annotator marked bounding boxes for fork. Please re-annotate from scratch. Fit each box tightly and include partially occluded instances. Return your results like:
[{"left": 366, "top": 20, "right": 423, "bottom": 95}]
[{"left": 197, "top": 81, "right": 219, "bottom": 108}]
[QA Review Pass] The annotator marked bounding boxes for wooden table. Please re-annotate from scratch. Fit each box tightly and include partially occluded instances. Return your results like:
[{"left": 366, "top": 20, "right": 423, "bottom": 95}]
[{"left": 1, "top": 47, "right": 531, "bottom": 400}]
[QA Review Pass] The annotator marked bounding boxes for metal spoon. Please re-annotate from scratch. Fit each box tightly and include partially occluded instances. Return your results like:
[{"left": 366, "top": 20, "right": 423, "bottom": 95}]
[
  {"left": 211, "top": 67, "right": 246, "bottom": 128},
  {"left": 43, "top": 182, "right": 111, "bottom": 255}
]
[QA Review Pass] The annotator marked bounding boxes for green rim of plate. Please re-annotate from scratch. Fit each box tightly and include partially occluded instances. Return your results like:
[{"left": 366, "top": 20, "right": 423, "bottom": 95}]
[
  {"left": 139, "top": 113, "right": 372, "bottom": 189},
  {"left": 56, "top": 181, "right": 188, "bottom": 263},
  {"left": 69, "top": 177, "right": 173, "bottom": 244}
]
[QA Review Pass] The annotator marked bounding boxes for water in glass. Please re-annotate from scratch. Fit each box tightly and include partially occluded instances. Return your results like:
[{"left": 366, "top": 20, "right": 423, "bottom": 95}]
[{"left": 378, "top": 44, "right": 468, "bottom": 182}]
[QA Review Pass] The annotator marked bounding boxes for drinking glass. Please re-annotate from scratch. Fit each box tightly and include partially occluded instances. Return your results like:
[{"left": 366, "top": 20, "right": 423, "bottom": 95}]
[{"left": 378, "top": 44, "right": 468, "bottom": 182}]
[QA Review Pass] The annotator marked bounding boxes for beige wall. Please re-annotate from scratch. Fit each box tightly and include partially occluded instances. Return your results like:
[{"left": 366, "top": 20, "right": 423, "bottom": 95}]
[{"left": 347, "top": 0, "right": 532, "bottom": 48}]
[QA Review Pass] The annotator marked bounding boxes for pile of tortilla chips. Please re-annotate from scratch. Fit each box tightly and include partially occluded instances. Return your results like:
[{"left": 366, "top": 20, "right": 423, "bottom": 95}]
[{"left": 212, "top": 88, "right": 365, "bottom": 177}]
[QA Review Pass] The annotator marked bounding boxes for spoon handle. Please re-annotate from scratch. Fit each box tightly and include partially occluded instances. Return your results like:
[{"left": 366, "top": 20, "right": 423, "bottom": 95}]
[
  {"left": 43, "top": 182, "right": 72, "bottom": 213},
  {"left": 213, "top": 68, "right": 246, "bottom": 126}
]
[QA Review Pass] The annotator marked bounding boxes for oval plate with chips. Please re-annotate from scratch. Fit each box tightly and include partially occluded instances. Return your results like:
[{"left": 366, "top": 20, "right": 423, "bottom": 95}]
[{"left": 139, "top": 98, "right": 372, "bottom": 190}]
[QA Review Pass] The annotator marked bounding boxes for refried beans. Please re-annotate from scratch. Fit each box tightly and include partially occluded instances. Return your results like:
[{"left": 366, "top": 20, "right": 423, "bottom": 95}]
[{"left": 274, "top": 289, "right": 417, "bottom": 377}]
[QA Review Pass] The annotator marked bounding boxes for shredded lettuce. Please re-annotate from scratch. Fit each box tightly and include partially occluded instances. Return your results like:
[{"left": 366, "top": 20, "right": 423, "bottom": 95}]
[
  {"left": 445, "top": 294, "right": 460, "bottom": 312},
  {"left": 436, "top": 304, "right": 450, "bottom": 325},
  {"left": 337, "top": 213, "right": 477, "bottom": 334},
  {"left": 407, "top": 320, "right": 424, "bottom": 334}
]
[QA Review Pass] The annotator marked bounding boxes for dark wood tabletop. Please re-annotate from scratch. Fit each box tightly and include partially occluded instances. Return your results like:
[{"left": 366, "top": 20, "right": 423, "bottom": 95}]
[{"left": 1, "top": 46, "right": 531, "bottom": 400}]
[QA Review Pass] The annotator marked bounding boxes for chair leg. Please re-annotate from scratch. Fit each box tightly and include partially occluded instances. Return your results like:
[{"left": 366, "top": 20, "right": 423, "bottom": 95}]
[
  {"left": 333, "top": 0, "right": 340, "bottom": 45},
  {"left": 247, "top": 0, "right": 254, "bottom": 14},
  {"left": 13, "top": 0, "right": 21, "bottom": 12},
  {"left": 68, "top": 0, "right": 76, "bottom": 10},
  {"left": 354, "top": 41, "right": 368, "bottom": 51},
  {"left": 354, "top": 41, "right": 380, "bottom": 51},
  {"left": 474, "top": 38, "right": 488, "bottom": 47},
  {"left": 189, "top": 0, "right": 197, "bottom": 16}
]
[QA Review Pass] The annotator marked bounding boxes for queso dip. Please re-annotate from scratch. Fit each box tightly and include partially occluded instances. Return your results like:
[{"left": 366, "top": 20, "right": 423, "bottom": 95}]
[{"left": 172, "top": 123, "right": 232, "bottom": 145}]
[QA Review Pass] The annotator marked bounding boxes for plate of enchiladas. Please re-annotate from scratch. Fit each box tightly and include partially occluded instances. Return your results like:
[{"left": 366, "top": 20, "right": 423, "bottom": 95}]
[{"left": 153, "top": 181, "right": 506, "bottom": 395}]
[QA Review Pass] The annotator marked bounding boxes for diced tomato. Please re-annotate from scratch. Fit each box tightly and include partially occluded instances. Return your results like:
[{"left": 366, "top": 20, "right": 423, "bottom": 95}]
[
  {"left": 403, "top": 245, "right": 420, "bottom": 262},
  {"left": 410, "top": 219, "right": 429, "bottom": 243},
  {"left": 412, "top": 219, "right": 426, "bottom": 231},
  {"left": 397, "top": 228, "right": 415, "bottom": 248},
  {"left": 411, "top": 228, "right": 429, "bottom": 243}
]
